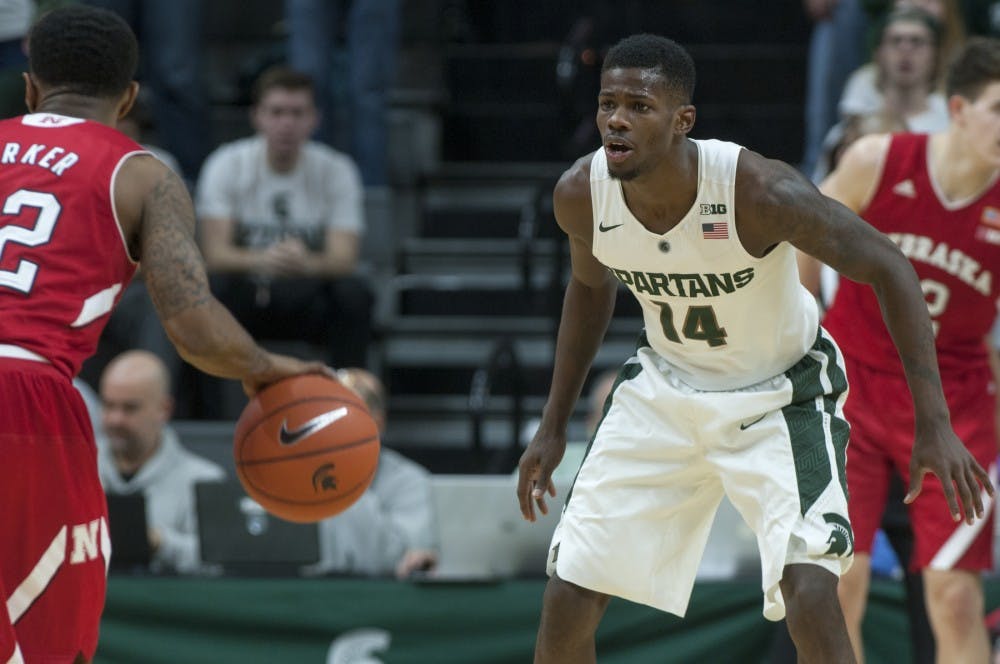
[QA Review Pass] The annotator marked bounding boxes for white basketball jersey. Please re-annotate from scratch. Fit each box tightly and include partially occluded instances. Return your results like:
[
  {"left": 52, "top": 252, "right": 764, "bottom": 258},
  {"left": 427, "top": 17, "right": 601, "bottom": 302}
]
[{"left": 590, "top": 139, "right": 818, "bottom": 390}]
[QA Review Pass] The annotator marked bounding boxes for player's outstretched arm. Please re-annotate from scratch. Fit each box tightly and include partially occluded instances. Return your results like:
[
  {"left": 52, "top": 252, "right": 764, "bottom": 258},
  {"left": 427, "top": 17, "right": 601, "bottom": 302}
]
[
  {"left": 117, "top": 155, "right": 329, "bottom": 395},
  {"left": 517, "top": 157, "right": 618, "bottom": 522},
  {"left": 736, "top": 151, "right": 994, "bottom": 524}
]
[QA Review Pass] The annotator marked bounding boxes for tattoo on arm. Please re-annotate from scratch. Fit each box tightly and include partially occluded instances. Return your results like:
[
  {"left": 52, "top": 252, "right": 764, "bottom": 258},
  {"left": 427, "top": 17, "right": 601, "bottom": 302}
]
[{"left": 139, "top": 169, "right": 213, "bottom": 319}]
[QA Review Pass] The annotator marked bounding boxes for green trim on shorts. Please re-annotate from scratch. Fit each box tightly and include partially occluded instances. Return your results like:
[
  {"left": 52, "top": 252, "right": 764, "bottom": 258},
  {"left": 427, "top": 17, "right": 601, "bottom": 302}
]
[
  {"left": 816, "top": 332, "right": 849, "bottom": 499},
  {"left": 564, "top": 360, "right": 644, "bottom": 507},
  {"left": 781, "top": 331, "right": 850, "bottom": 516}
]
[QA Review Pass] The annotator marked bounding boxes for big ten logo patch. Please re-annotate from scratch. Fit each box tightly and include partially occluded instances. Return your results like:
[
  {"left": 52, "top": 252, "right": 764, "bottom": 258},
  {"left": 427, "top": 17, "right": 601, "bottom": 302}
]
[{"left": 699, "top": 203, "right": 727, "bottom": 215}]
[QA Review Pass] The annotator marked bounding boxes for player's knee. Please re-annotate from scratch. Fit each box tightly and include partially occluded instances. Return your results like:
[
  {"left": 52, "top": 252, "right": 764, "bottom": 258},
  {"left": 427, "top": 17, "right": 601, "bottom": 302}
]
[
  {"left": 542, "top": 574, "right": 610, "bottom": 622},
  {"left": 836, "top": 557, "right": 870, "bottom": 615},
  {"left": 929, "top": 574, "right": 984, "bottom": 634},
  {"left": 781, "top": 565, "right": 840, "bottom": 617}
]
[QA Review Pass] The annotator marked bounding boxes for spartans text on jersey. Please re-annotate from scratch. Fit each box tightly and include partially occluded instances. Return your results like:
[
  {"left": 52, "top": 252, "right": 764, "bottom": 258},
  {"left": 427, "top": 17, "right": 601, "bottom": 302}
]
[{"left": 610, "top": 267, "right": 755, "bottom": 298}]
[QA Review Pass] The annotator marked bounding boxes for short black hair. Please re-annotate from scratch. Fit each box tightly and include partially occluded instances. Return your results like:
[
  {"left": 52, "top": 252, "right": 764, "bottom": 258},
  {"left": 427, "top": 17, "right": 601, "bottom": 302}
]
[
  {"left": 946, "top": 37, "right": 1000, "bottom": 100},
  {"left": 251, "top": 66, "right": 316, "bottom": 106},
  {"left": 602, "top": 34, "right": 696, "bottom": 103},
  {"left": 28, "top": 6, "right": 138, "bottom": 98}
]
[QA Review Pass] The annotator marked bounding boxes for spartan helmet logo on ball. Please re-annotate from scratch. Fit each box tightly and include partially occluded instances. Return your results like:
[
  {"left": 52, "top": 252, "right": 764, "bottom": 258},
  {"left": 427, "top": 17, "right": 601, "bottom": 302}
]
[{"left": 311, "top": 463, "right": 337, "bottom": 492}]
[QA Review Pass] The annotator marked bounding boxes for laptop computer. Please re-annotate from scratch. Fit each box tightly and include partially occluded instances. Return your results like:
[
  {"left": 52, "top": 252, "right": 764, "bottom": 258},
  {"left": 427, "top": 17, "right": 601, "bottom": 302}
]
[
  {"left": 105, "top": 492, "right": 152, "bottom": 573},
  {"left": 425, "top": 475, "right": 760, "bottom": 583},
  {"left": 425, "top": 474, "right": 567, "bottom": 581},
  {"left": 195, "top": 481, "right": 321, "bottom": 576}
]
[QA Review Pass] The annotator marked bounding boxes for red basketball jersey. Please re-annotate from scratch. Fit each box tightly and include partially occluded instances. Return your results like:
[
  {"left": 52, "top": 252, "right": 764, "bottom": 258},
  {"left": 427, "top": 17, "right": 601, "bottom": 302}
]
[
  {"left": 824, "top": 132, "right": 1000, "bottom": 376},
  {"left": 0, "top": 113, "right": 141, "bottom": 378}
]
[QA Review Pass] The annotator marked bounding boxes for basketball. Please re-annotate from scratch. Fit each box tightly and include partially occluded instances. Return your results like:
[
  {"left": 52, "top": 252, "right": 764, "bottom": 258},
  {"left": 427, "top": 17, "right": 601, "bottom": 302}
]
[{"left": 234, "top": 374, "right": 380, "bottom": 523}]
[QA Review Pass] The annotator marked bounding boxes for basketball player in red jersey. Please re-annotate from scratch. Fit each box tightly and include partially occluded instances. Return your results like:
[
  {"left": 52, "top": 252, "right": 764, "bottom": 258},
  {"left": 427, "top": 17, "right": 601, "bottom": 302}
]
[
  {"left": 801, "top": 37, "right": 1000, "bottom": 663},
  {"left": 0, "top": 7, "right": 328, "bottom": 663}
]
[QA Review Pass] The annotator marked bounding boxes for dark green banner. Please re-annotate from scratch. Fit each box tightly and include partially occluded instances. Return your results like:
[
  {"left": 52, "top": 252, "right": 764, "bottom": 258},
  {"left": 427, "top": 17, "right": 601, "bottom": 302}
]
[{"left": 94, "top": 576, "right": 997, "bottom": 663}]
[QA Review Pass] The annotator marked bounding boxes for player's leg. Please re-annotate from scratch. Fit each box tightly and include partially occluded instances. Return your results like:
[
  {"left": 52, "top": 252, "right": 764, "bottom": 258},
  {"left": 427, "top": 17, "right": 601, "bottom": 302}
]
[
  {"left": 780, "top": 564, "right": 855, "bottom": 663},
  {"left": 907, "top": 366, "right": 996, "bottom": 663},
  {"left": 0, "top": 364, "right": 108, "bottom": 661},
  {"left": 535, "top": 573, "right": 611, "bottom": 664},
  {"left": 836, "top": 358, "right": 901, "bottom": 662},
  {"left": 539, "top": 350, "right": 725, "bottom": 657},
  {"left": 836, "top": 553, "right": 871, "bottom": 661},
  {"left": 714, "top": 330, "right": 855, "bottom": 661},
  {"left": 923, "top": 569, "right": 989, "bottom": 663}
]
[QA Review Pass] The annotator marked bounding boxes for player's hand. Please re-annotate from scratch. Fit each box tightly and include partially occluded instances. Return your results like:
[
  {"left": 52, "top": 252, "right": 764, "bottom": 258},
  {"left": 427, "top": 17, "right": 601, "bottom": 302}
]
[
  {"left": 242, "top": 352, "right": 335, "bottom": 397},
  {"left": 147, "top": 527, "right": 162, "bottom": 553},
  {"left": 517, "top": 430, "right": 565, "bottom": 523},
  {"left": 906, "top": 425, "right": 995, "bottom": 525},
  {"left": 259, "top": 239, "right": 309, "bottom": 277},
  {"left": 395, "top": 549, "right": 438, "bottom": 579}
]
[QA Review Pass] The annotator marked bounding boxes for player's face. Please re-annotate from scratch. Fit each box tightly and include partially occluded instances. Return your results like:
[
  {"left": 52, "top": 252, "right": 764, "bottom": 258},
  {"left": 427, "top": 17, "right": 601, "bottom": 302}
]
[
  {"left": 101, "top": 381, "right": 169, "bottom": 456},
  {"left": 596, "top": 67, "right": 686, "bottom": 181},
  {"left": 252, "top": 88, "right": 319, "bottom": 158},
  {"left": 877, "top": 21, "right": 937, "bottom": 90},
  {"left": 956, "top": 82, "right": 1000, "bottom": 165}
]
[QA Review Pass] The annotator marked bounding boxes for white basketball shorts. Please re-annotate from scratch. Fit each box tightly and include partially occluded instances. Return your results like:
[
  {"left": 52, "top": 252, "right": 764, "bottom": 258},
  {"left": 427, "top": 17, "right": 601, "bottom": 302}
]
[{"left": 548, "top": 328, "right": 853, "bottom": 621}]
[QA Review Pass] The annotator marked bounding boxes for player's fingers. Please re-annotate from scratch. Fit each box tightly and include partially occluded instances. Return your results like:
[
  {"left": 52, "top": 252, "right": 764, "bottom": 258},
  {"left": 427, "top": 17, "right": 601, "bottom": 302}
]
[
  {"left": 904, "top": 467, "right": 925, "bottom": 504},
  {"left": 957, "top": 470, "right": 979, "bottom": 524},
  {"left": 973, "top": 461, "right": 995, "bottom": 497},
  {"left": 535, "top": 492, "right": 549, "bottom": 516},
  {"left": 297, "top": 361, "right": 336, "bottom": 379},
  {"left": 533, "top": 472, "right": 553, "bottom": 516},
  {"left": 964, "top": 465, "right": 986, "bottom": 520},
  {"left": 547, "top": 480, "right": 557, "bottom": 497},
  {"left": 516, "top": 465, "right": 535, "bottom": 521},
  {"left": 939, "top": 473, "right": 962, "bottom": 522}
]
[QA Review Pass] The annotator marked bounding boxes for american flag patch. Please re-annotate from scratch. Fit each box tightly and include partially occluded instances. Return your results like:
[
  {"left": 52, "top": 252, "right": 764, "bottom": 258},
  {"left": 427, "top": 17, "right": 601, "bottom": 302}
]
[
  {"left": 701, "top": 221, "right": 728, "bottom": 239},
  {"left": 982, "top": 206, "right": 1000, "bottom": 229}
]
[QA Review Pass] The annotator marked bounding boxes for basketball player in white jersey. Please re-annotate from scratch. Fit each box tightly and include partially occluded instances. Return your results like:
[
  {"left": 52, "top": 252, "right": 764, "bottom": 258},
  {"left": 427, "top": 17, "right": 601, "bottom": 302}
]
[{"left": 515, "top": 33, "right": 993, "bottom": 664}]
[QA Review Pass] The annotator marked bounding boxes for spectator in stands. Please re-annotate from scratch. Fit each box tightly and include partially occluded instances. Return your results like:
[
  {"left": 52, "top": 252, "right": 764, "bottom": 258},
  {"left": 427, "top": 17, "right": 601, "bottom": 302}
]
[
  {"left": 285, "top": 0, "right": 401, "bottom": 186},
  {"left": 81, "top": 0, "right": 210, "bottom": 179},
  {"left": 97, "top": 350, "right": 225, "bottom": 574},
  {"left": 303, "top": 368, "right": 439, "bottom": 578},
  {"left": 196, "top": 66, "right": 373, "bottom": 371},
  {"left": 338, "top": 368, "right": 439, "bottom": 578},
  {"left": 865, "top": 0, "right": 967, "bottom": 80},
  {"left": 836, "top": 6, "right": 950, "bottom": 137}
]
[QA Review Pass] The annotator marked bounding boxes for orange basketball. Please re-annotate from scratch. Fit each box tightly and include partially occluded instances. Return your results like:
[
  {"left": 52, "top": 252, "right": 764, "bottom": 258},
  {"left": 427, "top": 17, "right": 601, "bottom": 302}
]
[{"left": 234, "top": 374, "right": 380, "bottom": 523}]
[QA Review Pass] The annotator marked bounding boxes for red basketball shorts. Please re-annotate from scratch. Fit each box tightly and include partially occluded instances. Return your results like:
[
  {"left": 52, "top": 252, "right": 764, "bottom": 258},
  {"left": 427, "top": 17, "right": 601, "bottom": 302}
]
[
  {"left": 0, "top": 359, "right": 108, "bottom": 663},
  {"left": 844, "top": 357, "right": 996, "bottom": 572}
]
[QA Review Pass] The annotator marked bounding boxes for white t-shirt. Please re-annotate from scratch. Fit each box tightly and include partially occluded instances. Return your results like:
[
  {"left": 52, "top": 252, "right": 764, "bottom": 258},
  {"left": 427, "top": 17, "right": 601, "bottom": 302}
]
[{"left": 196, "top": 136, "right": 364, "bottom": 250}]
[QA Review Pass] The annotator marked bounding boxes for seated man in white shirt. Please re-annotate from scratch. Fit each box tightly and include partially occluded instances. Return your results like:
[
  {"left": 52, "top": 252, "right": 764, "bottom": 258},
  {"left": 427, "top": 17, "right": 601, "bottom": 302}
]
[{"left": 195, "top": 66, "right": 373, "bottom": 371}]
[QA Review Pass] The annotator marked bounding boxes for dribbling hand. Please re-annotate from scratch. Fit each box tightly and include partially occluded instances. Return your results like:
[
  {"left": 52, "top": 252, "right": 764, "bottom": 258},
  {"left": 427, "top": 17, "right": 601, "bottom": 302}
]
[{"left": 242, "top": 352, "right": 336, "bottom": 397}]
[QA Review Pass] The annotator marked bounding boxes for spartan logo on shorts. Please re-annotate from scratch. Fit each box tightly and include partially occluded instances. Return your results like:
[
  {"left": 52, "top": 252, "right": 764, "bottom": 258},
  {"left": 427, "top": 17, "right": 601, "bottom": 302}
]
[{"left": 823, "top": 513, "right": 854, "bottom": 557}]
